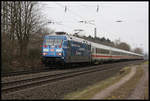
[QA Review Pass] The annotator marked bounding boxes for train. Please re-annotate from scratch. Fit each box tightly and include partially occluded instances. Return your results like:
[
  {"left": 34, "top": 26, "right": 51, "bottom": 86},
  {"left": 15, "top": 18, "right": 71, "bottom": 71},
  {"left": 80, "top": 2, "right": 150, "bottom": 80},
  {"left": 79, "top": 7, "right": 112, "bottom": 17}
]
[{"left": 41, "top": 32, "right": 144, "bottom": 66}]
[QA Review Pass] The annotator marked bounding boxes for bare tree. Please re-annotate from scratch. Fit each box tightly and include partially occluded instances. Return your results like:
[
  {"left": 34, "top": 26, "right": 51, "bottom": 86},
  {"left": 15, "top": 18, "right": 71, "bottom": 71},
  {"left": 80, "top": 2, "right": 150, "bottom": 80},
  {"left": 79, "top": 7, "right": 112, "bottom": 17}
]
[
  {"left": 114, "top": 38, "right": 121, "bottom": 47},
  {"left": 116, "top": 42, "right": 131, "bottom": 51},
  {"left": 2, "top": 1, "right": 43, "bottom": 57}
]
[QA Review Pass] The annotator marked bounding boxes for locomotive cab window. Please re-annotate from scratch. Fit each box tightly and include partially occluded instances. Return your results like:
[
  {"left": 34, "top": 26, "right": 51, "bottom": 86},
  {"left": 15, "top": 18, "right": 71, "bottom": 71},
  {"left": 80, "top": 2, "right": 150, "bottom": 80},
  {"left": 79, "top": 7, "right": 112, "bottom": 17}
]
[
  {"left": 45, "top": 39, "right": 54, "bottom": 45},
  {"left": 45, "top": 38, "right": 63, "bottom": 46},
  {"left": 53, "top": 39, "right": 63, "bottom": 46}
]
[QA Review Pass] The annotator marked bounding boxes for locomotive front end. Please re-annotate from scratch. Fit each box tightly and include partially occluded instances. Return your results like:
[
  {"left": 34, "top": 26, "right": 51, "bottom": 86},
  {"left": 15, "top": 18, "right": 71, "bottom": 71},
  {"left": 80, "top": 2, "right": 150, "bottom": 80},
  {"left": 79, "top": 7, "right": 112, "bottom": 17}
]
[{"left": 41, "top": 35, "right": 67, "bottom": 65}]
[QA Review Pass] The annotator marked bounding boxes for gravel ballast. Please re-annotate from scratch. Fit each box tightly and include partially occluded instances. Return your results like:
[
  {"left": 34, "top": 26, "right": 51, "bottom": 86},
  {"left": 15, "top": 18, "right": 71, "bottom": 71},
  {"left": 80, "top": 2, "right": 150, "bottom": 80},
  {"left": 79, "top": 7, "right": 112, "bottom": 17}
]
[{"left": 2, "top": 60, "right": 144, "bottom": 99}]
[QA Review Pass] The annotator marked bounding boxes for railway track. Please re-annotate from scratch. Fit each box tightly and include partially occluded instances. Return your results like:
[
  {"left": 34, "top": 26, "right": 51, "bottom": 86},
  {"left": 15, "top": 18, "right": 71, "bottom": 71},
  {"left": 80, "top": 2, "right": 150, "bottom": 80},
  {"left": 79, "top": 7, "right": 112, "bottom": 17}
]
[
  {"left": 1, "top": 60, "right": 139, "bottom": 77},
  {"left": 1, "top": 60, "right": 144, "bottom": 94},
  {"left": 1, "top": 66, "right": 55, "bottom": 77}
]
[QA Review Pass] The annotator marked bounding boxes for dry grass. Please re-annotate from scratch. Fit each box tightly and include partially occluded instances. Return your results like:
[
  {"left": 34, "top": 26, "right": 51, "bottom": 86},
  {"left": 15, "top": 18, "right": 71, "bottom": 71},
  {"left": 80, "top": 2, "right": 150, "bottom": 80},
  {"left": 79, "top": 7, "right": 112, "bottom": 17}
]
[
  {"left": 144, "top": 61, "right": 149, "bottom": 64},
  {"left": 105, "top": 64, "right": 144, "bottom": 99},
  {"left": 143, "top": 61, "right": 149, "bottom": 99},
  {"left": 144, "top": 80, "right": 149, "bottom": 99}
]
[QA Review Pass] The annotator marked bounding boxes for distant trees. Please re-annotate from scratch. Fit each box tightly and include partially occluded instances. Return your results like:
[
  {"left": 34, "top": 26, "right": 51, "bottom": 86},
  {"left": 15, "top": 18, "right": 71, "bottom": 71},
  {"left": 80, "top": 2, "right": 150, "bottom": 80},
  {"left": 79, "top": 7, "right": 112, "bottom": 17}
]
[
  {"left": 133, "top": 47, "right": 143, "bottom": 54},
  {"left": 114, "top": 38, "right": 121, "bottom": 47},
  {"left": 76, "top": 35, "right": 116, "bottom": 47},
  {"left": 116, "top": 42, "right": 131, "bottom": 51},
  {"left": 75, "top": 34, "right": 132, "bottom": 51},
  {"left": 74, "top": 33, "right": 145, "bottom": 54},
  {"left": 114, "top": 38, "right": 131, "bottom": 51},
  {"left": 144, "top": 53, "right": 148, "bottom": 60}
]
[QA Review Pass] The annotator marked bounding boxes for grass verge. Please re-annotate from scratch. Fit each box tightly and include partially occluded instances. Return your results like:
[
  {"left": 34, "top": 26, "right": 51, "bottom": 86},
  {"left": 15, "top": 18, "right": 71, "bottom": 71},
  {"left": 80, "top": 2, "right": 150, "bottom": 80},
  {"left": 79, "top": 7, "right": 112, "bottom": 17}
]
[
  {"left": 63, "top": 66, "right": 131, "bottom": 99},
  {"left": 105, "top": 64, "right": 144, "bottom": 99},
  {"left": 144, "top": 80, "right": 149, "bottom": 99},
  {"left": 144, "top": 61, "right": 149, "bottom": 64},
  {"left": 144, "top": 60, "right": 149, "bottom": 99}
]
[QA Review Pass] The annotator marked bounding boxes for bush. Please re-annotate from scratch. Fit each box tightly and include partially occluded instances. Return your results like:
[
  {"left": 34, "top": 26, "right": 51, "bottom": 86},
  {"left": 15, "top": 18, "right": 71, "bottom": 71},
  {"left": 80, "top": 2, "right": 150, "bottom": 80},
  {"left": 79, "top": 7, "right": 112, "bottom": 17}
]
[
  {"left": 1, "top": 62, "right": 13, "bottom": 73},
  {"left": 2, "top": 33, "right": 44, "bottom": 73},
  {"left": 28, "top": 48, "right": 41, "bottom": 59}
]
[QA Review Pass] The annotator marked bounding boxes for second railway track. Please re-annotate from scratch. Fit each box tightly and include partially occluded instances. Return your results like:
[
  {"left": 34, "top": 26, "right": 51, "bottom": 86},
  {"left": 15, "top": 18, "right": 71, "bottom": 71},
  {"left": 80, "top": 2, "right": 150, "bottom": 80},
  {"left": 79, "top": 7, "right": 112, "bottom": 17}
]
[{"left": 2, "top": 60, "right": 144, "bottom": 95}]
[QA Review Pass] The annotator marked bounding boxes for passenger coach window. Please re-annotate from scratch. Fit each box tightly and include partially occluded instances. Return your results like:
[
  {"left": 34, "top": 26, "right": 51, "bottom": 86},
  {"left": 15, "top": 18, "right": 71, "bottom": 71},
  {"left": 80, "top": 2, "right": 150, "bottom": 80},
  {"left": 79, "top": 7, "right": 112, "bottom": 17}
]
[
  {"left": 100, "top": 49, "right": 109, "bottom": 54},
  {"left": 96, "top": 48, "right": 100, "bottom": 53},
  {"left": 96, "top": 48, "right": 109, "bottom": 54},
  {"left": 112, "top": 51, "right": 121, "bottom": 55}
]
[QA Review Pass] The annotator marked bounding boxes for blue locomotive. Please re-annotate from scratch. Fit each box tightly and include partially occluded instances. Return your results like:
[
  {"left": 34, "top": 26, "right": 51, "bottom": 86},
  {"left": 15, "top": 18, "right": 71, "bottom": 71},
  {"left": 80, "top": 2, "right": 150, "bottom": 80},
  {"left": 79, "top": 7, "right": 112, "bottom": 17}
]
[{"left": 41, "top": 32, "right": 91, "bottom": 66}]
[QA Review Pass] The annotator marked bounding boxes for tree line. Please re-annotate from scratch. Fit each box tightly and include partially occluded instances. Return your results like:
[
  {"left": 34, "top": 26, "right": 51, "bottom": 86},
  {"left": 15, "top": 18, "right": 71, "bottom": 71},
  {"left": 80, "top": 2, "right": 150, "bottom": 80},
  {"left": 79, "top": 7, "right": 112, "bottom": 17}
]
[{"left": 73, "top": 33, "right": 143, "bottom": 54}]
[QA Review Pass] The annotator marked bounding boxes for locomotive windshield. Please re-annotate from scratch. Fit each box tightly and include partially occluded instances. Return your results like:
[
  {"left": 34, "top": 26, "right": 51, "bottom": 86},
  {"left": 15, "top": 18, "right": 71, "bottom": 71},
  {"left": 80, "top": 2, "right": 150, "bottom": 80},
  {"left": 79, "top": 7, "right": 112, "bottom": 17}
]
[{"left": 45, "top": 38, "right": 62, "bottom": 46}]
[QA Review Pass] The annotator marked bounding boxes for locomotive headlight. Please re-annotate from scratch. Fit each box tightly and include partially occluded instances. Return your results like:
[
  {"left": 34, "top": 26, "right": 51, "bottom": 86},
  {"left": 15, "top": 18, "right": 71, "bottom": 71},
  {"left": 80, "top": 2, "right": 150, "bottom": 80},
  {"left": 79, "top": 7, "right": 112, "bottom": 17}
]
[
  {"left": 56, "top": 52, "right": 62, "bottom": 56},
  {"left": 43, "top": 52, "right": 48, "bottom": 55},
  {"left": 43, "top": 49, "right": 49, "bottom": 52},
  {"left": 58, "top": 53, "right": 62, "bottom": 55},
  {"left": 56, "top": 49, "right": 62, "bottom": 52}
]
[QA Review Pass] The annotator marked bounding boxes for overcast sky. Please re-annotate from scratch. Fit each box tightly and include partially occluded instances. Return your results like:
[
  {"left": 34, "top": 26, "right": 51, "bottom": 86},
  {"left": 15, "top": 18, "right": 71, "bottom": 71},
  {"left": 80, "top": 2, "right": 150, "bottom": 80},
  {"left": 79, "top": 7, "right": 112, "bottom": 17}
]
[{"left": 39, "top": 1, "right": 148, "bottom": 54}]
